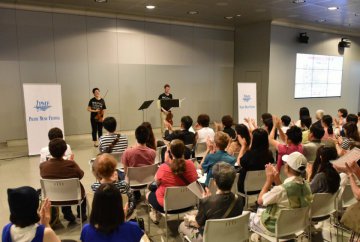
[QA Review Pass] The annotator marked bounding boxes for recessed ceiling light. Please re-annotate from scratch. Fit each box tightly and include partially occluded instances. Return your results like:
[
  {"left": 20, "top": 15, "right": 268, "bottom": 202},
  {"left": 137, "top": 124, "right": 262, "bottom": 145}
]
[
  {"left": 317, "top": 19, "right": 326, "bottom": 22},
  {"left": 224, "top": 16, "right": 233, "bottom": 20},
  {"left": 292, "top": 0, "right": 306, "bottom": 3},
  {"left": 94, "top": 0, "right": 107, "bottom": 3},
  {"left": 187, "top": 11, "right": 199, "bottom": 15},
  {"left": 146, "top": 5, "right": 156, "bottom": 10},
  {"left": 328, "top": 6, "right": 339, "bottom": 11},
  {"left": 236, "top": 14, "right": 242, "bottom": 17}
]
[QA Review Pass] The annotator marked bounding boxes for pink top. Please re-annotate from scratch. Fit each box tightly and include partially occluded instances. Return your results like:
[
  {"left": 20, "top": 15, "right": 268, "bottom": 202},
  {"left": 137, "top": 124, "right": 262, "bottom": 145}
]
[
  {"left": 277, "top": 143, "right": 303, "bottom": 171},
  {"left": 322, "top": 128, "right": 335, "bottom": 141},
  {"left": 122, "top": 145, "right": 156, "bottom": 168},
  {"left": 155, "top": 160, "right": 198, "bottom": 207}
]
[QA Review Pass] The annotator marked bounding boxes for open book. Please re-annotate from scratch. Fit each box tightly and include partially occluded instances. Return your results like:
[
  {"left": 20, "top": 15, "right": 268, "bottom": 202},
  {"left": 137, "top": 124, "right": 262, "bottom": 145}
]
[
  {"left": 187, "top": 181, "right": 205, "bottom": 199},
  {"left": 331, "top": 147, "right": 360, "bottom": 166}
]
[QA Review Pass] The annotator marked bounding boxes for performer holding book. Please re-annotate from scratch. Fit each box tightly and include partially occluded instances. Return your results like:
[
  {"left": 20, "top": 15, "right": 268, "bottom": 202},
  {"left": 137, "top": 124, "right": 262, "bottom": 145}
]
[{"left": 87, "top": 88, "right": 106, "bottom": 147}]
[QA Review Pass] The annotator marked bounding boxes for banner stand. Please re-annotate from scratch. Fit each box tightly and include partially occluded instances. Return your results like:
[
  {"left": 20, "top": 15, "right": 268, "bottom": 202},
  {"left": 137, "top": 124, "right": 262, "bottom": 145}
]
[{"left": 238, "top": 83, "right": 257, "bottom": 125}]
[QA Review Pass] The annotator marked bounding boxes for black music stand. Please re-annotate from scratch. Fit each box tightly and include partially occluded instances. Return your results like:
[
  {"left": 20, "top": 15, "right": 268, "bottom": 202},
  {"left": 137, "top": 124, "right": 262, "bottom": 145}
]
[
  {"left": 159, "top": 99, "right": 180, "bottom": 111},
  {"left": 138, "top": 100, "right": 153, "bottom": 122}
]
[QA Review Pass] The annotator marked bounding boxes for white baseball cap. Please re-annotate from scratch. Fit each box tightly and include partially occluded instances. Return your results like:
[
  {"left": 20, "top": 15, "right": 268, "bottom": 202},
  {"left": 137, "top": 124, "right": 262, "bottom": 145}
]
[{"left": 282, "top": 152, "right": 307, "bottom": 172}]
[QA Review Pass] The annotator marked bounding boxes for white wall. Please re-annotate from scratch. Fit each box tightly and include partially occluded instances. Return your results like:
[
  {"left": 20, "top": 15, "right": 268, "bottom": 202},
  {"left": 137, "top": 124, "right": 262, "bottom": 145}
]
[
  {"left": 268, "top": 25, "right": 360, "bottom": 121},
  {"left": 0, "top": 8, "right": 234, "bottom": 142}
]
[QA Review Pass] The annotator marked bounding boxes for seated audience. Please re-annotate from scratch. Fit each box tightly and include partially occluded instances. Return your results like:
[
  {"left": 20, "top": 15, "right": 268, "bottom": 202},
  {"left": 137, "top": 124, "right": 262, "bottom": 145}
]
[
  {"left": 309, "top": 146, "right": 340, "bottom": 194},
  {"left": 215, "top": 115, "right": 236, "bottom": 140},
  {"left": 40, "top": 127, "right": 73, "bottom": 163},
  {"left": 99, "top": 117, "right": 128, "bottom": 153},
  {"left": 321, "top": 114, "right": 335, "bottom": 141},
  {"left": 238, "top": 128, "right": 274, "bottom": 194},
  {"left": 336, "top": 108, "right": 348, "bottom": 127},
  {"left": 346, "top": 113, "right": 358, "bottom": 124},
  {"left": 280, "top": 115, "right": 291, "bottom": 134},
  {"left": 249, "top": 152, "right": 312, "bottom": 238},
  {"left": 91, "top": 153, "right": 135, "bottom": 217},
  {"left": 122, "top": 125, "right": 156, "bottom": 174},
  {"left": 269, "top": 117, "right": 303, "bottom": 171},
  {"left": 303, "top": 124, "right": 325, "bottom": 164},
  {"left": 40, "top": 138, "right": 86, "bottom": 222},
  {"left": 200, "top": 132, "right": 236, "bottom": 187},
  {"left": 2, "top": 187, "right": 60, "bottom": 242},
  {"left": 164, "top": 115, "right": 195, "bottom": 145},
  {"left": 295, "top": 107, "right": 310, "bottom": 127},
  {"left": 146, "top": 139, "right": 198, "bottom": 224},
  {"left": 313, "top": 109, "right": 325, "bottom": 127},
  {"left": 343, "top": 160, "right": 360, "bottom": 201},
  {"left": 227, "top": 124, "right": 250, "bottom": 156},
  {"left": 195, "top": 114, "right": 215, "bottom": 143},
  {"left": 300, "top": 116, "right": 312, "bottom": 144},
  {"left": 335, "top": 122, "right": 360, "bottom": 156},
  {"left": 142, "top": 122, "right": 156, "bottom": 150},
  {"left": 80, "top": 183, "right": 143, "bottom": 242},
  {"left": 178, "top": 162, "right": 244, "bottom": 242}
]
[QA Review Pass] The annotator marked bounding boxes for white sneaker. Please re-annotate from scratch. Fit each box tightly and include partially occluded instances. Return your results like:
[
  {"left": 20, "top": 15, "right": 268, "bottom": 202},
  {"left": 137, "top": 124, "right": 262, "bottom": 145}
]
[
  {"left": 149, "top": 208, "right": 161, "bottom": 224},
  {"left": 250, "top": 233, "right": 261, "bottom": 242}
]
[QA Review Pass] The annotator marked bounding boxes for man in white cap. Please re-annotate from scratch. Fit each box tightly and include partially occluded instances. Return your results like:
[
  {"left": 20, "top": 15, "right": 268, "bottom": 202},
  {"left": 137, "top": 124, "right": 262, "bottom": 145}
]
[{"left": 249, "top": 152, "right": 313, "bottom": 240}]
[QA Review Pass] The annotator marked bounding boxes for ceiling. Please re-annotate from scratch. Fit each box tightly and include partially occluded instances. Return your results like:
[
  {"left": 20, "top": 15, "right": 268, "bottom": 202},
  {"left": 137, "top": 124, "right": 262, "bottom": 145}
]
[{"left": 1, "top": 0, "right": 360, "bottom": 33}]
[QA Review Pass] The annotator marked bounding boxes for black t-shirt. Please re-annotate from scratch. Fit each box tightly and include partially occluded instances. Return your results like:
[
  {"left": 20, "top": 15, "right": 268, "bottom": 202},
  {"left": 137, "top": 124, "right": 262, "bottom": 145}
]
[
  {"left": 88, "top": 97, "right": 106, "bottom": 119},
  {"left": 158, "top": 93, "right": 173, "bottom": 111}
]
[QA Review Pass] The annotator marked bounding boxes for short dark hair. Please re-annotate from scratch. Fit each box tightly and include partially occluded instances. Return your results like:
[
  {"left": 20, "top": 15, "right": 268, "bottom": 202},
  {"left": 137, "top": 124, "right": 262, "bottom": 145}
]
[
  {"left": 48, "top": 127, "right": 63, "bottom": 140},
  {"left": 299, "top": 107, "right": 310, "bottom": 119},
  {"left": 90, "top": 183, "right": 124, "bottom": 234},
  {"left": 338, "top": 108, "right": 348, "bottom": 118},
  {"left": 301, "top": 116, "right": 312, "bottom": 129},
  {"left": 214, "top": 131, "right": 229, "bottom": 150},
  {"left": 197, "top": 114, "right": 210, "bottom": 127},
  {"left": 346, "top": 114, "right": 358, "bottom": 124},
  {"left": 221, "top": 115, "right": 233, "bottom": 128},
  {"left": 135, "top": 125, "right": 149, "bottom": 144},
  {"left": 212, "top": 162, "right": 236, "bottom": 191},
  {"left": 181, "top": 116, "right": 193, "bottom": 130},
  {"left": 92, "top": 88, "right": 99, "bottom": 94},
  {"left": 49, "top": 138, "right": 67, "bottom": 158},
  {"left": 343, "top": 122, "right": 360, "bottom": 141},
  {"left": 286, "top": 126, "right": 303, "bottom": 145},
  {"left": 261, "top": 113, "right": 272, "bottom": 122},
  {"left": 234, "top": 124, "right": 251, "bottom": 147},
  {"left": 310, "top": 124, "right": 325, "bottom": 140},
  {"left": 281, "top": 115, "right": 291, "bottom": 127},
  {"left": 251, "top": 128, "right": 269, "bottom": 150},
  {"left": 164, "top": 84, "right": 170, "bottom": 89},
  {"left": 103, "top": 117, "right": 117, "bottom": 133}
]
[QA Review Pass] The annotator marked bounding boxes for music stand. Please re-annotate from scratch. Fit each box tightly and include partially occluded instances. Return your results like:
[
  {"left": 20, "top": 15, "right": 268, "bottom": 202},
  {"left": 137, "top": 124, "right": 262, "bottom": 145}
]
[
  {"left": 138, "top": 100, "right": 153, "bottom": 122},
  {"left": 158, "top": 99, "right": 180, "bottom": 111}
]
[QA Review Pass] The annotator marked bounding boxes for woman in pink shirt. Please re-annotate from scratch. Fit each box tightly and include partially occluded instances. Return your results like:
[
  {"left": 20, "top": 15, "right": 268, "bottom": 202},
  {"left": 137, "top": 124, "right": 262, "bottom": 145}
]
[
  {"left": 269, "top": 117, "right": 303, "bottom": 171},
  {"left": 321, "top": 115, "right": 335, "bottom": 141},
  {"left": 146, "top": 139, "right": 198, "bottom": 224}
]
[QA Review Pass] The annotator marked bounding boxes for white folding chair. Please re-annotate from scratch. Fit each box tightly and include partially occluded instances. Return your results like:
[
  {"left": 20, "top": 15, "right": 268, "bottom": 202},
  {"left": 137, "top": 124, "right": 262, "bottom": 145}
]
[
  {"left": 309, "top": 193, "right": 337, "bottom": 241},
  {"left": 252, "top": 206, "right": 310, "bottom": 242},
  {"left": 126, "top": 164, "right": 158, "bottom": 194},
  {"left": 40, "top": 178, "right": 87, "bottom": 229},
  {"left": 194, "top": 142, "right": 207, "bottom": 158},
  {"left": 202, "top": 211, "right": 250, "bottom": 242},
  {"left": 208, "top": 173, "right": 239, "bottom": 195},
  {"left": 238, "top": 170, "right": 266, "bottom": 209},
  {"left": 111, "top": 152, "right": 124, "bottom": 170}
]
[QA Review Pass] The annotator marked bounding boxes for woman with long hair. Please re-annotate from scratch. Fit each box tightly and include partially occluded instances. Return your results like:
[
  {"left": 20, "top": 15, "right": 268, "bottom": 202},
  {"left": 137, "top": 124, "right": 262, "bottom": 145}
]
[
  {"left": 227, "top": 124, "right": 251, "bottom": 157},
  {"left": 146, "top": 139, "right": 198, "bottom": 224},
  {"left": 321, "top": 115, "right": 335, "bottom": 141},
  {"left": 335, "top": 122, "right": 360, "bottom": 156},
  {"left": 141, "top": 122, "right": 156, "bottom": 150}
]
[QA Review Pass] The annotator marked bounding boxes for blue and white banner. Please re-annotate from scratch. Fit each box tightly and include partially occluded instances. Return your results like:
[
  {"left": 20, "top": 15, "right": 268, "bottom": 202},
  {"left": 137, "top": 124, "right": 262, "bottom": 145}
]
[
  {"left": 238, "top": 83, "right": 257, "bottom": 124},
  {"left": 23, "top": 84, "right": 64, "bottom": 155}
]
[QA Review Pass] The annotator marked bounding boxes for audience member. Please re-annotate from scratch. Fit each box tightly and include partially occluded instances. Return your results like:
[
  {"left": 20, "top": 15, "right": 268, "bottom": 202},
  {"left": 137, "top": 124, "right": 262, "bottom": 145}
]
[
  {"left": 99, "top": 117, "right": 128, "bottom": 153},
  {"left": 309, "top": 146, "right": 340, "bottom": 194},
  {"left": 303, "top": 124, "right": 325, "bottom": 164},
  {"left": 313, "top": 109, "right": 325, "bottom": 127},
  {"left": 227, "top": 124, "right": 250, "bottom": 156},
  {"left": 2, "top": 187, "right": 60, "bottom": 242},
  {"left": 321, "top": 115, "right": 335, "bottom": 141},
  {"left": 178, "top": 162, "right": 244, "bottom": 242},
  {"left": 280, "top": 115, "right": 291, "bottom": 133},
  {"left": 40, "top": 138, "right": 86, "bottom": 222},
  {"left": 142, "top": 122, "right": 157, "bottom": 150},
  {"left": 146, "top": 139, "right": 198, "bottom": 224},
  {"left": 300, "top": 116, "right": 312, "bottom": 144},
  {"left": 195, "top": 114, "right": 215, "bottom": 143},
  {"left": 214, "top": 115, "right": 236, "bottom": 140},
  {"left": 343, "top": 160, "right": 360, "bottom": 201},
  {"left": 238, "top": 128, "right": 274, "bottom": 194},
  {"left": 200, "top": 132, "right": 236, "bottom": 186},
  {"left": 357, "top": 112, "right": 360, "bottom": 130},
  {"left": 91, "top": 153, "right": 135, "bottom": 217},
  {"left": 249, "top": 152, "right": 312, "bottom": 238},
  {"left": 337, "top": 108, "right": 348, "bottom": 126},
  {"left": 80, "top": 183, "right": 143, "bottom": 242},
  {"left": 295, "top": 107, "right": 310, "bottom": 127},
  {"left": 346, "top": 113, "right": 358, "bottom": 124},
  {"left": 335, "top": 122, "right": 360, "bottom": 156},
  {"left": 164, "top": 115, "right": 195, "bottom": 145},
  {"left": 39, "top": 127, "right": 73, "bottom": 163}
]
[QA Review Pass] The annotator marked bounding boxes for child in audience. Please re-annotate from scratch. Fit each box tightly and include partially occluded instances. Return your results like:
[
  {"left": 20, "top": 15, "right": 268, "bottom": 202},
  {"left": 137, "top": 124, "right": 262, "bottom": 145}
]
[
  {"left": 280, "top": 115, "right": 291, "bottom": 134},
  {"left": 214, "top": 115, "right": 236, "bottom": 140},
  {"left": 2, "top": 187, "right": 60, "bottom": 242},
  {"left": 321, "top": 115, "right": 335, "bottom": 141},
  {"left": 81, "top": 183, "right": 143, "bottom": 242},
  {"left": 195, "top": 114, "right": 215, "bottom": 143}
]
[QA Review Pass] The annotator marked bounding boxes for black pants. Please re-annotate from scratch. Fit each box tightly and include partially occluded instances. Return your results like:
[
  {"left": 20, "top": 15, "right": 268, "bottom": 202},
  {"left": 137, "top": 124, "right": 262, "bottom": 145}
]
[
  {"left": 91, "top": 118, "right": 103, "bottom": 141},
  {"left": 61, "top": 197, "right": 87, "bottom": 217}
]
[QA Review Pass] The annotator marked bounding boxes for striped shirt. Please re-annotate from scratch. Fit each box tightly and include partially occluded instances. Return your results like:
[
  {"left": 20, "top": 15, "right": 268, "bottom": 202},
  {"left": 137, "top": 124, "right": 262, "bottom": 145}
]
[
  {"left": 99, "top": 133, "right": 128, "bottom": 153},
  {"left": 91, "top": 180, "right": 135, "bottom": 215}
]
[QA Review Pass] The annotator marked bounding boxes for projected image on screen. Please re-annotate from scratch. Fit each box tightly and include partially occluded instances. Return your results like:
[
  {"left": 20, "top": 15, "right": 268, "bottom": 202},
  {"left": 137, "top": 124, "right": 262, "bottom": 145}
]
[{"left": 295, "top": 53, "right": 343, "bottom": 98}]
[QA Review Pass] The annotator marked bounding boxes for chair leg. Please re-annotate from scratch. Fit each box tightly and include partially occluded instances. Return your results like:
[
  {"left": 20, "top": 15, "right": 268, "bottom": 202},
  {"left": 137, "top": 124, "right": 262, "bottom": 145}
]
[
  {"left": 147, "top": 204, "right": 150, "bottom": 233},
  {"left": 165, "top": 211, "right": 168, "bottom": 242},
  {"left": 79, "top": 203, "right": 83, "bottom": 229}
]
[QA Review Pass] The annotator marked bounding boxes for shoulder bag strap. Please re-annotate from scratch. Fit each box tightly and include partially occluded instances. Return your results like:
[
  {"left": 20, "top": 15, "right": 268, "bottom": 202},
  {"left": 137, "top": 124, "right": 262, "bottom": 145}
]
[
  {"left": 165, "top": 162, "right": 190, "bottom": 185},
  {"left": 105, "top": 134, "right": 120, "bottom": 153},
  {"left": 222, "top": 194, "right": 238, "bottom": 219}
]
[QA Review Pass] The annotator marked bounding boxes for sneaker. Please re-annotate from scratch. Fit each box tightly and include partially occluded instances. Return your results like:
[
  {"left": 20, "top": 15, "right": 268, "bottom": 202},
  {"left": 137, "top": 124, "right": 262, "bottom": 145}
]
[
  {"left": 250, "top": 233, "right": 261, "bottom": 242},
  {"left": 149, "top": 208, "right": 161, "bottom": 225}
]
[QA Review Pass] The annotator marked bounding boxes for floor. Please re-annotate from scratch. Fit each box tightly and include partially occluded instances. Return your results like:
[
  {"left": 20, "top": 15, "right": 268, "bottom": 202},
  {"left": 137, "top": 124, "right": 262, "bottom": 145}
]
[{"left": 0, "top": 129, "right": 352, "bottom": 242}]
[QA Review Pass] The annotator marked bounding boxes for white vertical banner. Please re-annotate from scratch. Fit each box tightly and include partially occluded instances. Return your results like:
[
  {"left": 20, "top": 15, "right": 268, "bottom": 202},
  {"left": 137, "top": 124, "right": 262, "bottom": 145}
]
[
  {"left": 23, "top": 84, "right": 64, "bottom": 155},
  {"left": 238, "top": 83, "right": 257, "bottom": 124}
]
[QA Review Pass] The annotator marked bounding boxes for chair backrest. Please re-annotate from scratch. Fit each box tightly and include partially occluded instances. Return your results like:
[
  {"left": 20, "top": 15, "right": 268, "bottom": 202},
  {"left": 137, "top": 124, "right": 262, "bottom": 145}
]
[
  {"left": 195, "top": 142, "right": 207, "bottom": 158},
  {"left": 244, "top": 170, "right": 266, "bottom": 193},
  {"left": 40, "top": 178, "right": 81, "bottom": 202},
  {"left": 111, "top": 152, "right": 124, "bottom": 169},
  {"left": 276, "top": 206, "right": 310, "bottom": 238},
  {"left": 338, "top": 184, "right": 357, "bottom": 209},
  {"left": 126, "top": 164, "right": 158, "bottom": 186},
  {"left": 208, "top": 173, "right": 239, "bottom": 195},
  {"left": 164, "top": 186, "right": 198, "bottom": 212},
  {"left": 311, "top": 193, "right": 337, "bottom": 219},
  {"left": 185, "top": 144, "right": 194, "bottom": 150},
  {"left": 203, "top": 211, "right": 250, "bottom": 242},
  {"left": 155, "top": 145, "right": 166, "bottom": 164}
]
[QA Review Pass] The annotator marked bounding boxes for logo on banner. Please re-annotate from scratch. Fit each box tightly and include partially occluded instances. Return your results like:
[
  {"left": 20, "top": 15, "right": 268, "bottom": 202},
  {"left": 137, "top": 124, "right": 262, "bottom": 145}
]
[
  {"left": 34, "top": 100, "right": 51, "bottom": 112},
  {"left": 242, "top": 94, "right": 251, "bottom": 102}
]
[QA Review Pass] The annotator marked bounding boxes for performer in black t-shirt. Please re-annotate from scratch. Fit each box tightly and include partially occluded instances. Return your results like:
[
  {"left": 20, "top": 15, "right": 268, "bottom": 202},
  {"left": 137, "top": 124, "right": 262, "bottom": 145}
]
[
  {"left": 158, "top": 84, "right": 173, "bottom": 135},
  {"left": 87, "top": 88, "right": 106, "bottom": 147}
]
